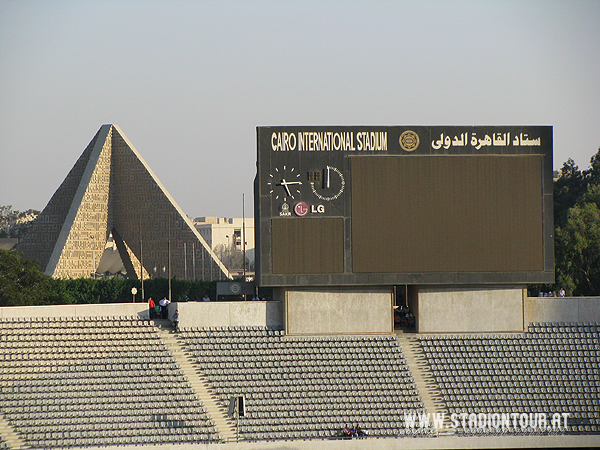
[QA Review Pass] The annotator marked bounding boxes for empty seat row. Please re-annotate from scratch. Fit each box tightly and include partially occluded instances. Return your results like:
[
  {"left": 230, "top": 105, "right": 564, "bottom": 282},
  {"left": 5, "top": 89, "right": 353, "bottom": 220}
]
[
  {"left": 180, "top": 329, "right": 424, "bottom": 440},
  {"left": 0, "top": 316, "right": 224, "bottom": 447},
  {"left": 419, "top": 322, "right": 600, "bottom": 435}
]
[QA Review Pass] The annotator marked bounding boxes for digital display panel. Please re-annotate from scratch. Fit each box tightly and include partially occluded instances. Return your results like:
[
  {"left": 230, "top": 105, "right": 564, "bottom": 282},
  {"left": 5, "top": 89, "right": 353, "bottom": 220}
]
[
  {"left": 351, "top": 155, "right": 543, "bottom": 273},
  {"left": 255, "top": 126, "right": 554, "bottom": 287}
]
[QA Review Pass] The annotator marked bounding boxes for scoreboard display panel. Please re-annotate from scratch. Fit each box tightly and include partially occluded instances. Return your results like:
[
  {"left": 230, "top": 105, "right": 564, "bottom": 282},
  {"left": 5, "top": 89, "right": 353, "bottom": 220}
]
[{"left": 255, "top": 126, "right": 554, "bottom": 287}]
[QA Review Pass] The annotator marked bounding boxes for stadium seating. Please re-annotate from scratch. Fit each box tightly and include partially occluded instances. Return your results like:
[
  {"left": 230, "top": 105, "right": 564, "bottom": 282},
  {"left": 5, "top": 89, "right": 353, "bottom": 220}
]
[
  {"left": 178, "top": 326, "right": 428, "bottom": 440},
  {"left": 419, "top": 322, "right": 600, "bottom": 435},
  {"left": 0, "top": 316, "right": 222, "bottom": 447},
  {"left": 2, "top": 315, "right": 598, "bottom": 448}
]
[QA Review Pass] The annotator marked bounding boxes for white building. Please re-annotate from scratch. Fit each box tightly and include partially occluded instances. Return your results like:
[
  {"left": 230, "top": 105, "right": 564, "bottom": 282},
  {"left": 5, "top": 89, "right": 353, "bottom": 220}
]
[{"left": 193, "top": 217, "right": 255, "bottom": 276}]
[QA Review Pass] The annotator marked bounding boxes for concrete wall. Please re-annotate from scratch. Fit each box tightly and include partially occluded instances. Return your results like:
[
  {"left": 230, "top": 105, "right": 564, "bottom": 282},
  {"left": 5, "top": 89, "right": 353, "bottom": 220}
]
[
  {"left": 525, "top": 296, "right": 600, "bottom": 324},
  {"left": 285, "top": 288, "right": 393, "bottom": 335},
  {"left": 0, "top": 301, "right": 284, "bottom": 330},
  {"left": 415, "top": 286, "right": 526, "bottom": 333},
  {"left": 2, "top": 295, "right": 596, "bottom": 333},
  {"left": 0, "top": 303, "right": 149, "bottom": 320},
  {"left": 171, "top": 301, "right": 283, "bottom": 329}
]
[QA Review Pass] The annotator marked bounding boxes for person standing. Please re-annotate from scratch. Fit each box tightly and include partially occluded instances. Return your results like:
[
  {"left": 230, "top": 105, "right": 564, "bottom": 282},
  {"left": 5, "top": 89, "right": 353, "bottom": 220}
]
[
  {"left": 172, "top": 310, "right": 179, "bottom": 333},
  {"left": 159, "top": 297, "right": 170, "bottom": 319},
  {"left": 202, "top": 294, "right": 210, "bottom": 302},
  {"left": 148, "top": 297, "right": 155, "bottom": 320}
]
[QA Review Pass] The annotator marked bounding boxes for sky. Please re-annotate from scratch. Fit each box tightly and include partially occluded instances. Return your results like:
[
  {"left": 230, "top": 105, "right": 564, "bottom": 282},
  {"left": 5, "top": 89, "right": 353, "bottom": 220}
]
[{"left": 1, "top": 0, "right": 599, "bottom": 219}]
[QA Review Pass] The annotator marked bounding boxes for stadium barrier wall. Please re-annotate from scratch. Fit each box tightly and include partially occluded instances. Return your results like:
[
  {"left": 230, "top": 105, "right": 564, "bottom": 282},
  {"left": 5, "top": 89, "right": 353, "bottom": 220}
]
[
  {"left": 525, "top": 296, "right": 600, "bottom": 324},
  {"left": 0, "top": 302, "right": 148, "bottom": 319},
  {"left": 284, "top": 288, "right": 394, "bottom": 335},
  {"left": 171, "top": 300, "right": 284, "bottom": 329},
  {"left": 410, "top": 285, "right": 526, "bottom": 333},
  {"left": 1, "top": 296, "right": 597, "bottom": 332},
  {"left": 0, "top": 301, "right": 284, "bottom": 330}
]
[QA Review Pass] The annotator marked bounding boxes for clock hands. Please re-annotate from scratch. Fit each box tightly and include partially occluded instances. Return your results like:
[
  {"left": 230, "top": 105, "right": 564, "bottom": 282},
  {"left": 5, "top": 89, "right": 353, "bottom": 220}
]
[
  {"left": 267, "top": 166, "right": 303, "bottom": 200},
  {"left": 277, "top": 179, "right": 302, "bottom": 197},
  {"left": 310, "top": 165, "right": 345, "bottom": 201},
  {"left": 269, "top": 165, "right": 344, "bottom": 202}
]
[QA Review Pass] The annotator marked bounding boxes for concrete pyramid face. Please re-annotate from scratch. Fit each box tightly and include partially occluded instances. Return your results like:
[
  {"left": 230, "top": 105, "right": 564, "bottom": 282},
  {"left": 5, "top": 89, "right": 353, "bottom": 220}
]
[{"left": 19, "top": 124, "right": 229, "bottom": 280}]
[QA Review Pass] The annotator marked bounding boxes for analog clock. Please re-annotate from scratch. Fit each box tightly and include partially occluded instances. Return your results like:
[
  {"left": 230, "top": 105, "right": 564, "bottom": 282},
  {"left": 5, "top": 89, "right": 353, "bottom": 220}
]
[
  {"left": 309, "top": 165, "right": 345, "bottom": 201},
  {"left": 267, "top": 165, "right": 303, "bottom": 202}
]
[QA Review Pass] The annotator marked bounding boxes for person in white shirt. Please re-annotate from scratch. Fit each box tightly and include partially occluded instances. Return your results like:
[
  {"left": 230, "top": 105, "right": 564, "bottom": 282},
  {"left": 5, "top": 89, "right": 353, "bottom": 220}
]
[{"left": 159, "top": 297, "right": 170, "bottom": 319}]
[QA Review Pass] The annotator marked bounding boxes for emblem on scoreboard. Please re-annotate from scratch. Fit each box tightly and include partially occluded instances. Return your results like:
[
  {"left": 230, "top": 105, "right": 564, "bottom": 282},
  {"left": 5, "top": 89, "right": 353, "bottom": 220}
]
[
  {"left": 279, "top": 203, "right": 291, "bottom": 217},
  {"left": 294, "top": 202, "right": 309, "bottom": 217},
  {"left": 229, "top": 282, "right": 241, "bottom": 295},
  {"left": 399, "top": 130, "right": 420, "bottom": 152}
]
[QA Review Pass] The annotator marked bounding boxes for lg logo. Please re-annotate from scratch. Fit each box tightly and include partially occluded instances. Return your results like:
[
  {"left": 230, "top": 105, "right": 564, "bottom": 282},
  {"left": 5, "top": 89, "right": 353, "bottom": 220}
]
[
  {"left": 294, "top": 202, "right": 325, "bottom": 216},
  {"left": 294, "top": 202, "right": 309, "bottom": 217}
]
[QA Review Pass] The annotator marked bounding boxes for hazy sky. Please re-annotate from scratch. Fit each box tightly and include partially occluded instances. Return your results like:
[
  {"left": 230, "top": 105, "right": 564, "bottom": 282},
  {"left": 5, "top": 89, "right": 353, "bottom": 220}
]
[{"left": 1, "top": 0, "right": 599, "bottom": 218}]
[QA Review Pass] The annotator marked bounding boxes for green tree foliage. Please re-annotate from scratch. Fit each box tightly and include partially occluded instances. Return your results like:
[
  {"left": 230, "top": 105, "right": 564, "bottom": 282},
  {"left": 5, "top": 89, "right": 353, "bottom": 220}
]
[
  {"left": 552, "top": 148, "right": 600, "bottom": 296},
  {"left": 0, "top": 250, "right": 66, "bottom": 306},
  {"left": 0, "top": 247, "right": 221, "bottom": 306},
  {"left": 555, "top": 184, "right": 600, "bottom": 296},
  {"left": 141, "top": 278, "right": 216, "bottom": 303},
  {"left": 0, "top": 206, "right": 39, "bottom": 238},
  {"left": 554, "top": 159, "right": 587, "bottom": 227},
  {"left": 51, "top": 277, "right": 220, "bottom": 305}
]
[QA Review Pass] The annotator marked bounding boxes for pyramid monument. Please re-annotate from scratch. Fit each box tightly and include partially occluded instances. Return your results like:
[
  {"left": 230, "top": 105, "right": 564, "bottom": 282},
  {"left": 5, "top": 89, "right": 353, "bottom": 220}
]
[{"left": 18, "top": 124, "right": 230, "bottom": 280}]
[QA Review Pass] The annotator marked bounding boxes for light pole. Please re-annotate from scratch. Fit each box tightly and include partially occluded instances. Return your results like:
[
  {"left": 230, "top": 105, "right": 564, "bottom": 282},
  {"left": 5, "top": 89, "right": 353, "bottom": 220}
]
[
  {"left": 184, "top": 242, "right": 187, "bottom": 280},
  {"left": 140, "top": 238, "right": 144, "bottom": 301},
  {"left": 168, "top": 215, "right": 172, "bottom": 302},
  {"left": 139, "top": 217, "right": 144, "bottom": 300},
  {"left": 225, "top": 235, "right": 230, "bottom": 275},
  {"left": 192, "top": 242, "right": 196, "bottom": 282},
  {"left": 90, "top": 235, "right": 96, "bottom": 279},
  {"left": 242, "top": 193, "right": 246, "bottom": 281}
]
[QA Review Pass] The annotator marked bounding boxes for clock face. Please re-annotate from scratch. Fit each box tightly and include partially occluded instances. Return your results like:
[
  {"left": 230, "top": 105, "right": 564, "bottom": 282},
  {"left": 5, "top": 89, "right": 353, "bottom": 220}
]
[
  {"left": 267, "top": 165, "right": 303, "bottom": 202},
  {"left": 309, "top": 165, "right": 345, "bottom": 201}
]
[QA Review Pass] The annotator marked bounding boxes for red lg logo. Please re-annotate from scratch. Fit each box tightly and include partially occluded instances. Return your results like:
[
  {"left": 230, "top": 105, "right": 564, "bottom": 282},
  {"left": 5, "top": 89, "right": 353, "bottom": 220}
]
[{"left": 294, "top": 202, "right": 309, "bottom": 217}]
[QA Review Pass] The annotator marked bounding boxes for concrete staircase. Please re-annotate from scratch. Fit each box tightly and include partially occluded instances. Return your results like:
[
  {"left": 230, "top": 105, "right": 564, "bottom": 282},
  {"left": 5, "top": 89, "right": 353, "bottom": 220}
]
[
  {"left": 397, "top": 334, "right": 454, "bottom": 434},
  {"left": 0, "top": 416, "right": 27, "bottom": 449},
  {"left": 155, "top": 321, "right": 238, "bottom": 442}
]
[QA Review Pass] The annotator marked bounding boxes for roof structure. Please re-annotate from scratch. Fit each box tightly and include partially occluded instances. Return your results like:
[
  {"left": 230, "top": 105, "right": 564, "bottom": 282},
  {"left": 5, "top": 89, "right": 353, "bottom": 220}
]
[{"left": 18, "top": 124, "right": 229, "bottom": 280}]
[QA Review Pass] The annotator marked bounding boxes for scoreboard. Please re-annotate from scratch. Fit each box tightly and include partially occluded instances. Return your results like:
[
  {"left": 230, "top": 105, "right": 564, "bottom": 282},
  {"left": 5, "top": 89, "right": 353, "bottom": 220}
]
[{"left": 255, "top": 126, "right": 554, "bottom": 287}]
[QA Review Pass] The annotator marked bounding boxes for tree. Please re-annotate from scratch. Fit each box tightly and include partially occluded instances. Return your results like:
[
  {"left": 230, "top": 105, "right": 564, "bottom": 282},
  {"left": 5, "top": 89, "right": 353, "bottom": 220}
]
[
  {"left": 0, "top": 205, "right": 40, "bottom": 238},
  {"left": 555, "top": 184, "right": 600, "bottom": 296},
  {"left": 585, "top": 147, "right": 600, "bottom": 186},
  {"left": 0, "top": 250, "right": 65, "bottom": 306},
  {"left": 214, "top": 243, "right": 246, "bottom": 274},
  {"left": 554, "top": 159, "right": 586, "bottom": 228}
]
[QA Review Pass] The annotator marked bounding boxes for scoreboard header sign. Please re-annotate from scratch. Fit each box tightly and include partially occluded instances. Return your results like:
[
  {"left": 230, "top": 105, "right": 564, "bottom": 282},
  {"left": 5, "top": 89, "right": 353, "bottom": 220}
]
[{"left": 255, "top": 126, "right": 554, "bottom": 287}]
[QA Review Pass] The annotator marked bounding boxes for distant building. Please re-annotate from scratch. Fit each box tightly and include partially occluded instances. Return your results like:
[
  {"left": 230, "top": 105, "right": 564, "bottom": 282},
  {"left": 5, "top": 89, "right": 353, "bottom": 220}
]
[
  {"left": 194, "top": 217, "right": 255, "bottom": 276},
  {"left": 194, "top": 217, "right": 254, "bottom": 251}
]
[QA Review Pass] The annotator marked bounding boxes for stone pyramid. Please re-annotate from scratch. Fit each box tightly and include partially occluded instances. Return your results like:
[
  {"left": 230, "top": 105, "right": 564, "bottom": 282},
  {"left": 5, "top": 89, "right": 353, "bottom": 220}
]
[{"left": 18, "top": 124, "right": 229, "bottom": 280}]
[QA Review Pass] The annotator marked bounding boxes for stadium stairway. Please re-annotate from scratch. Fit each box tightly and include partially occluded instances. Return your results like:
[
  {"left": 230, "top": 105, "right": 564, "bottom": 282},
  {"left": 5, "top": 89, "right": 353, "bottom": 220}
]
[
  {"left": 0, "top": 415, "right": 26, "bottom": 450},
  {"left": 155, "top": 322, "right": 237, "bottom": 441},
  {"left": 397, "top": 334, "right": 454, "bottom": 434}
]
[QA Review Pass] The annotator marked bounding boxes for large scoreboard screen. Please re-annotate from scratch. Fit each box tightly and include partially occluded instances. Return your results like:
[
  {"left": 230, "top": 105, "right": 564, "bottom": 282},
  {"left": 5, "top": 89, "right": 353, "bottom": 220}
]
[{"left": 255, "top": 126, "right": 554, "bottom": 287}]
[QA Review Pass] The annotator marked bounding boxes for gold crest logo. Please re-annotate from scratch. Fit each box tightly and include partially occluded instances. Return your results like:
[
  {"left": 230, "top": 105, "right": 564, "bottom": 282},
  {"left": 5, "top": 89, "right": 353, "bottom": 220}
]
[{"left": 399, "top": 130, "right": 420, "bottom": 152}]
